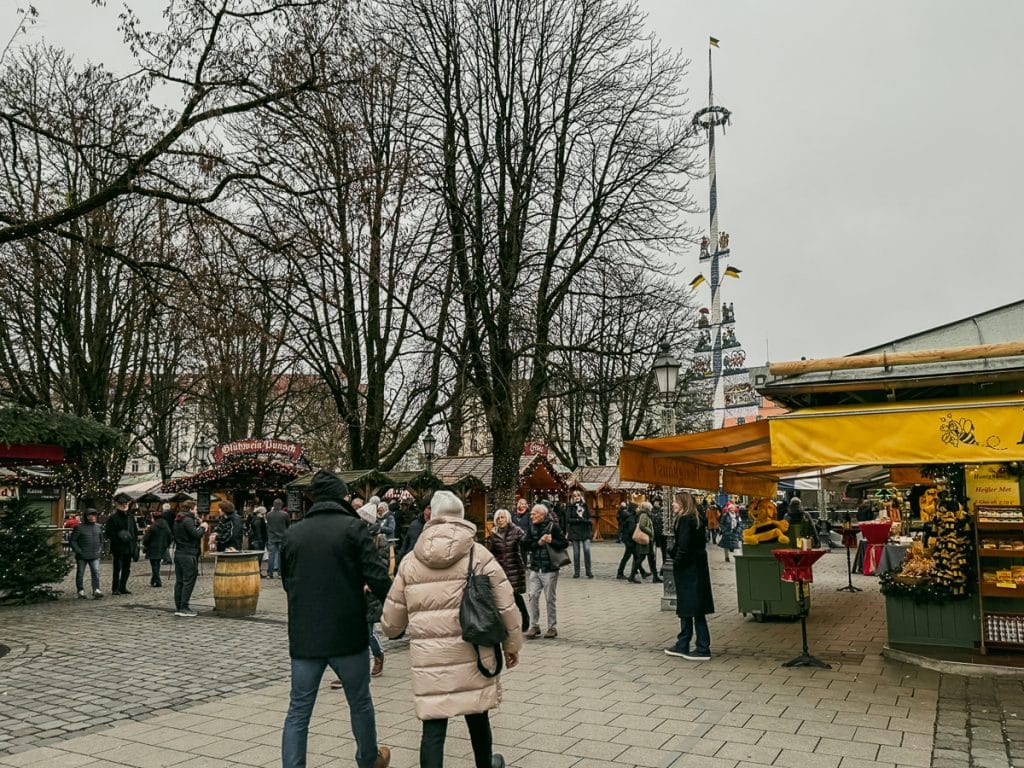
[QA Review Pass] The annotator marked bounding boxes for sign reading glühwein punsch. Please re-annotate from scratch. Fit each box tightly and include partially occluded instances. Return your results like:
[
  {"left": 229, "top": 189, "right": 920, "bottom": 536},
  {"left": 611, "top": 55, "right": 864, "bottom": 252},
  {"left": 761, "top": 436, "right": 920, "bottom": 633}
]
[{"left": 213, "top": 439, "right": 303, "bottom": 464}]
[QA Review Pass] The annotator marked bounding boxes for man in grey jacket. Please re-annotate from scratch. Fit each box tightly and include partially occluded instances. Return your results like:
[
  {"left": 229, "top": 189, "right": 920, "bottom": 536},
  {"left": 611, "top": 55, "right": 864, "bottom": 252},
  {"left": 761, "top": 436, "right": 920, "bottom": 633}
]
[
  {"left": 70, "top": 509, "right": 104, "bottom": 599},
  {"left": 266, "top": 497, "right": 290, "bottom": 579}
]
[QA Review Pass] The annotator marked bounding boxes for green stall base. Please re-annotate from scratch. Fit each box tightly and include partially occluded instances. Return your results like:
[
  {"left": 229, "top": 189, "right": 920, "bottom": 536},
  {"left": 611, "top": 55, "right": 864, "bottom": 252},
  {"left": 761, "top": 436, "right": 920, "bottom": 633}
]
[
  {"left": 734, "top": 542, "right": 806, "bottom": 619},
  {"left": 884, "top": 593, "right": 979, "bottom": 648}
]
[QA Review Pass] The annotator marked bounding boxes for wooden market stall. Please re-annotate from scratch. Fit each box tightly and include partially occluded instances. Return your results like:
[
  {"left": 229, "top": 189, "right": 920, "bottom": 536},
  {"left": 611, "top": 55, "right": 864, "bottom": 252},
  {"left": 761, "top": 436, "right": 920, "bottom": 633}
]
[
  {"left": 620, "top": 304, "right": 1024, "bottom": 665},
  {"left": 162, "top": 439, "right": 309, "bottom": 519},
  {"left": 566, "top": 465, "right": 652, "bottom": 541},
  {"left": 0, "top": 406, "right": 124, "bottom": 528},
  {"left": 432, "top": 453, "right": 569, "bottom": 536}
]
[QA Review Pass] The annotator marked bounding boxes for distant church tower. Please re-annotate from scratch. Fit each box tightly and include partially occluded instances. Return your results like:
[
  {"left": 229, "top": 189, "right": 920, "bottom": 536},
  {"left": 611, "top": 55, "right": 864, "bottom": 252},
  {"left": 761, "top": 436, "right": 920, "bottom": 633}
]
[{"left": 689, "top": 40, "right": 758, "bottom": 430}]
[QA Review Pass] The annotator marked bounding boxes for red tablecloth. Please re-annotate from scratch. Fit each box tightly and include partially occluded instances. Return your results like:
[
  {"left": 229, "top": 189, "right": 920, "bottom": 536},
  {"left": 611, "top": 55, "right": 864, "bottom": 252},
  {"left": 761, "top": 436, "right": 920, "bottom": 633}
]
[
  {"left": 858, "top": 520, "right": 892, "bottom": 545},
  {"left": 861, "top": 543, "right": 886, "bottom": 575},
  {"left": 772, "top": 548, "right": 827, "bottom": 583}
]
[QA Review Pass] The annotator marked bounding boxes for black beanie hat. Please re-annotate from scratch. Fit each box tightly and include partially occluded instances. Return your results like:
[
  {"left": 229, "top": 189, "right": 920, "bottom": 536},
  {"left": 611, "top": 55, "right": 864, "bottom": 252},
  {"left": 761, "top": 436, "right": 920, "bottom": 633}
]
[{"left": 309, "top": 469, "right": 349, "bottom": 503}]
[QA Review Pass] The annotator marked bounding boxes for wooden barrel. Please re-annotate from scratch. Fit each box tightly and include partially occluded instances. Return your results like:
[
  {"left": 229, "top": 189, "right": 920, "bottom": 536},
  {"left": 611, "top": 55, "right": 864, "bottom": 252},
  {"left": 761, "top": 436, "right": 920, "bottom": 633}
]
[{"left": 213, "top": 552, "right": 262, "bottom": 617}]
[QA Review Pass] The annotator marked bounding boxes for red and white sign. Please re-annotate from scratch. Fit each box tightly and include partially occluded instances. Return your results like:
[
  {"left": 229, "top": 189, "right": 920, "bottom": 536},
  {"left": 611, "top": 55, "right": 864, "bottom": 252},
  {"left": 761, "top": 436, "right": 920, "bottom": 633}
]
[
  {"left": 522, "top": 441, "right": 548, "bottom": 456},
  {"left": 212, "top": 439, "right": 303, "bottom": 464},
  {"left": 0, "top": 485, "right": 19, "bottom": 501}
]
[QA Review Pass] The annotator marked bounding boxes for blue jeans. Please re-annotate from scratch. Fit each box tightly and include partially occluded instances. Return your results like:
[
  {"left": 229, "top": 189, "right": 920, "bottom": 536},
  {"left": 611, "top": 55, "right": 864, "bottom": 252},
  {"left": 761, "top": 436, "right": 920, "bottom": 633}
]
[
  {"left": 75, "top": 558, "right": 100, "bottom": 592},
  {"left": 283, "top": 653, "right": 378, "bottom": 768},
  {"left": 368, "top": 623, "right": 383, "bottom": 660},
  {"left": 571, "top": 539, "right": 592, "bottom": 576},
  {"left": 674, "top": 615, "right": 711, "bottom": 655},
  {"left": 267, "top": 542, "right": 282, "bottom": 576}
]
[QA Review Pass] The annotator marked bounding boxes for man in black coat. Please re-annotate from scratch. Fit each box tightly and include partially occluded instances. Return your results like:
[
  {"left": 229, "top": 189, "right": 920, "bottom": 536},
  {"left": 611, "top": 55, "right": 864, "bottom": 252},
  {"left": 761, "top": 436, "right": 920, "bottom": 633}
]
[
  {"left": 395, "top": 499, "right": 431, "bottom": 568},
  {"left": 281, "top": 470, "right": 392, "bottom": 768},
  {"left": 105, "top": 495, "right": 138, "bottom": 595},
  {"left": 172, "top": 500, "right": 207, "bottom": 616},
  {"left": 215, "top": 501, "right": 244, "bottom": 551}
]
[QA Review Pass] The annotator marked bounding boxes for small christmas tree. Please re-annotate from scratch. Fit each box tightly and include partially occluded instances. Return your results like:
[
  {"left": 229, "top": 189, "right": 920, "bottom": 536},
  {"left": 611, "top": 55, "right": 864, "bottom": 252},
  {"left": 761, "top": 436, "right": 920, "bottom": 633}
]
[{"left": 0, "top": 497, "right": 72, "bottom": 604}]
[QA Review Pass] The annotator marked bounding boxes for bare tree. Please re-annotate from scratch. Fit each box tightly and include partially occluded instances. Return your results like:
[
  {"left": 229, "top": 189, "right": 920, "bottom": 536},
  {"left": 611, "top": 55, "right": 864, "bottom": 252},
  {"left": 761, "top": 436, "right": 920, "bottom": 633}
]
[
  {"left": 542, "top": 261, "right": 696, "bottom": 468},
  {"left": 0, "top": 46, "right": 170, "bottom": 501},
  {"left": 381, "top": 0, "right": 701, "bottom": 503},
  {"left": 0, "top": 0, "right": 341, "bottom": 249},
  {"left": 232, "top": 30, "right": 456, "bottom": 469}
]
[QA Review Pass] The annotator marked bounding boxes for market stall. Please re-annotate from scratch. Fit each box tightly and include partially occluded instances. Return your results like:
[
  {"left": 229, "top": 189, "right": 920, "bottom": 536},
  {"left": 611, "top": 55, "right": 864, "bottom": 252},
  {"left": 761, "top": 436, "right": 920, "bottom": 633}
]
[
  {"left": 567, "top": 465, "right": 652, "bottom": 540},
  {"left": 621, "top": 324, "right": 1024, "bottom": 660},
  {"left": 162, "top": 439, "right": 309, "bottom": 517}
]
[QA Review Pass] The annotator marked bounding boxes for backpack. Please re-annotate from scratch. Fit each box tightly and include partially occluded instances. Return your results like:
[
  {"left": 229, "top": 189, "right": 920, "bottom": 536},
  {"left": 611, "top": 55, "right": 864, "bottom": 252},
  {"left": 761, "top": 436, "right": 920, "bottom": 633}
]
[{"left": 459, "top": 546, "right": 508, "bottom": 679}]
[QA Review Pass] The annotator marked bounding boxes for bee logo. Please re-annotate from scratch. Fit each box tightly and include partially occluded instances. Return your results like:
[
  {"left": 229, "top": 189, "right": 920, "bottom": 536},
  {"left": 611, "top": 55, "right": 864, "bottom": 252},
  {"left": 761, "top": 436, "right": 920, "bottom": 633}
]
[
  {"left": 940, "top": 413, "right": 1006, "bottom": 450},
  {"left": 940, "top": 414, "right": 977, "bottom": 446}
]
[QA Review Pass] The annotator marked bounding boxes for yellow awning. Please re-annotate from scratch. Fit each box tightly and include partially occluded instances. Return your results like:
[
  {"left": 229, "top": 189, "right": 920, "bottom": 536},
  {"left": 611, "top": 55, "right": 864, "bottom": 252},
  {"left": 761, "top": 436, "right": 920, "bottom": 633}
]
[{"left": 619, "top": 395, "right": 1024, "bottom": 497}]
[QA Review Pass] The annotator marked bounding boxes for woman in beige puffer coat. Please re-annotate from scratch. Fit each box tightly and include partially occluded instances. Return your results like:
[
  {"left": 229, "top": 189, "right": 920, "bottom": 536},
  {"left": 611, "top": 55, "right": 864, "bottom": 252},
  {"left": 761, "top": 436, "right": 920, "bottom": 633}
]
[{"left": 383, "top": 491, "right": 523, "bottom": 768}]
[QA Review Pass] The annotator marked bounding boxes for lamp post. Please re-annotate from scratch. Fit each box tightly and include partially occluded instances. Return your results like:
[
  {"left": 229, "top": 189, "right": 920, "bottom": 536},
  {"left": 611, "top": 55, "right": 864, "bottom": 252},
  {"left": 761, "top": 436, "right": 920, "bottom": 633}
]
[
  {"left": 196, "top": 439, "right": 211, "bottom": 470},
  {"left": 422, "top": 426, "right": 436, "bottom": 474},
  {"left": 652, "top": 340, "right": 681, "bottom": 611}
]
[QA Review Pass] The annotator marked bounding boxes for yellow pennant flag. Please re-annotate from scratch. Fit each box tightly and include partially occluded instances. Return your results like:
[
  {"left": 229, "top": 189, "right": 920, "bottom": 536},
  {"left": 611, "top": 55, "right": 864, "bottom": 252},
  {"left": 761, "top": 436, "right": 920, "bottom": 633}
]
[
  {"left": 710, "top": 36, "right": 720, "bottom": 48},
  {"left": 689, "top": 273, "right": 707, "bottom": 289},
  {"left": 724, "top": 266, "right": 742, "bottom": 279}
]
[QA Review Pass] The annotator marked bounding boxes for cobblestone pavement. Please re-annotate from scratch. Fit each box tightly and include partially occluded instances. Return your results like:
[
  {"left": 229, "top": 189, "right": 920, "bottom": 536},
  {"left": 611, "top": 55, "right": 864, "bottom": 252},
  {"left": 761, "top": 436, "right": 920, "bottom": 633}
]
[
  {"left": 934, "top": 675, "right": 1024, "bottom": 768},
  {"left": 0, "top": 541, "right": 955, "bottom": 767}
]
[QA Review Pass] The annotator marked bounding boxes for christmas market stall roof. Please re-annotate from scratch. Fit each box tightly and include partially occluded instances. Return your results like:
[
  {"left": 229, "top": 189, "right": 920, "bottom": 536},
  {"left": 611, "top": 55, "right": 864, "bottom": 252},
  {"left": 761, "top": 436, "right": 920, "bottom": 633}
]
[
  {"left": 286, "top": 468, "right": 452, "bottom": 499},
  {"left": 162, "top": 458, "right": 304, "bottom": 494},
  {"left": 567, "top": 465, "right": 651, "bottom": 494},
  {"left": 0, "top": 406, "right": 124, "bottom": 465},
  {"left": 432, "top": 454, "right": 568, "bottom": 494},
  {"left": 619, "top": 394, "right": 1024, "bottom": 497}
]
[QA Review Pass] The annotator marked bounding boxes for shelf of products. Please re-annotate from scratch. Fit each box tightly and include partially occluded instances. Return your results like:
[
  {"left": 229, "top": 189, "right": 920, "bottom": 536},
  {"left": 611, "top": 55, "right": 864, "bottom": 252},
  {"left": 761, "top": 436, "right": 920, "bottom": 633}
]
[
  {"left": 985, "top": 613, "right": 1024, "bottom": 647},
  {"left": 975, "top": 507, "right": 1024, "bottom": 654}
]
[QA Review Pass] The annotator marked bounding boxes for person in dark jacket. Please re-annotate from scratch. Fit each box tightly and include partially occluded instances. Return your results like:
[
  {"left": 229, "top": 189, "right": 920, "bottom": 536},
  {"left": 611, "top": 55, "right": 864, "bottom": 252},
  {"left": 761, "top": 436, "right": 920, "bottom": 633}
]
[
  {"left": 172, "top": 500, "right": 208, "bottom": 617},
  {"left": 105, "top": 495, "right": 138, "bottom": 595},
  {"left": 565, "top": 491, "right": 594, "bottom": 579},
  {"left": 615, "top": 503, "right": 648, "bottom": 580},
  {"left": 161, "top": 503, "right": 176, "bottom": 563},
  {"left": 142, "top": 511, "right": 173, "bottom": 587},
  {"left": 215, "top": 501, "right": 243, "bottom": 551},
  {"left": 523, "top": 503, "right": 569, "bottom": 639},
  {"left": 266, "top": 497, "right": 290, "bottom": 578},
  {"left": 665, "top": 492, "right": 714, "bottom": 661},
  {"left": 633, "top": 502, "right": 662, "bottom": 583},
  {"left": 396, "top": 501, "right": 431, "bottom": 567},
  {"left": 487, "top": 508, "right": 529, "bottom": 631},
  {"left": 70, "top": 508, "right": 104, "bottom": 599},
  {"left": 281, "top": 469, "right": 392, "bottom": 768},
  {"left": 512, "top": 497, "right": 531, "bottom": 534}
]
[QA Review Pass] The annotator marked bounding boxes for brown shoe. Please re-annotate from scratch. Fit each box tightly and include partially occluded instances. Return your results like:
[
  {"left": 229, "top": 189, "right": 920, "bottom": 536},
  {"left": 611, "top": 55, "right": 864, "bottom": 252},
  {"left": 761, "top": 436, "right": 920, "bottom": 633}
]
[
  {"left": 373, "top": 746, "right": 391, "bottom": 768},
  {"left": 371, "top": 655, "right": 384, "bottom": 677},
  {"left": 525, "top": 626, "right": 540, "bottom": 639},
  {"left": 544, "top": 627, "right": 558, "bottom": 639}
]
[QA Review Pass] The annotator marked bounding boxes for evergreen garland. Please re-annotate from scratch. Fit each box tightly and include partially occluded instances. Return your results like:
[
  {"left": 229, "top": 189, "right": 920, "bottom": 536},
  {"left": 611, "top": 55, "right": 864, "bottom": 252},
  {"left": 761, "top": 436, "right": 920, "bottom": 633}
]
[{"left": 0, "top": 497, "right": 72, "bottom": 604}]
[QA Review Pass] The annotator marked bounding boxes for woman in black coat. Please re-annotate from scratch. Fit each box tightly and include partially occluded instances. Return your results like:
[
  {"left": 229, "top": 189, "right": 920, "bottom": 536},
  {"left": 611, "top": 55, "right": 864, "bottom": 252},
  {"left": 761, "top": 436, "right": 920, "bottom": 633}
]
[
  {"left": 665, "top": 491, "right": 714, "bottom": 660},
  {"left": 142, "top": 512, "right": 173, "bottom": 587}
]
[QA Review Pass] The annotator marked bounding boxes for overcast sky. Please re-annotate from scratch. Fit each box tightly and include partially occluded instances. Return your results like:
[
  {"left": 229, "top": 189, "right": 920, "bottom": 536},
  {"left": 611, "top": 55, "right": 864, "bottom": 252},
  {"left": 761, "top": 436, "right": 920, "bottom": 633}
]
[{"left": 3, "top": 1, "right": 1022, "bottom": 364}]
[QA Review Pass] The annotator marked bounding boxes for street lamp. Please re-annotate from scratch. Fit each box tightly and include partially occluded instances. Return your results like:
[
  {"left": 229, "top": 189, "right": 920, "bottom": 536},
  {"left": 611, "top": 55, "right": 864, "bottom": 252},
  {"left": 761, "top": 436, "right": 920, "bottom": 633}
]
[
  {"left": 653, "top": 340, "right": 680, "bottom": 436},
  {"left": 653, "top": 340, "right": 681, "bottom": 611},
  {"left": 422, "top": 426, "right": 436, "bottom": 474},
  {"left": 196, "top": 439, "right": 211, "bottom": 469}
]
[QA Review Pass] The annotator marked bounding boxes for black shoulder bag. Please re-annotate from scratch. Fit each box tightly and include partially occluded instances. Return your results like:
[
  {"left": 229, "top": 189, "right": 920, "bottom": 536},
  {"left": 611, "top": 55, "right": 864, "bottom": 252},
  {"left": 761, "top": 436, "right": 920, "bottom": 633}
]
[{"left": 459, "top": 546, "right": 508, "bottom": 678}]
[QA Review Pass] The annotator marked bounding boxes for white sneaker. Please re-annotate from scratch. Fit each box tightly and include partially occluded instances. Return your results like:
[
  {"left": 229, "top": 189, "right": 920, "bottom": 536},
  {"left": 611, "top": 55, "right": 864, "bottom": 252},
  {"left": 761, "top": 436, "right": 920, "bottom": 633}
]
[
  {"left": 92, "top": 589, "right": 103, "bottom": 598},
  {"left": 77, "top": 590, "right": 87, "bottom": 599}
]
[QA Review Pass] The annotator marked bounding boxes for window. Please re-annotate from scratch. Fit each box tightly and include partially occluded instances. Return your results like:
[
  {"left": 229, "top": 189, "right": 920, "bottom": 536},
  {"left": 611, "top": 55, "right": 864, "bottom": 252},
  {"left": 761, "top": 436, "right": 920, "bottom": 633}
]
[
  {"left": 130, "top": 460, "right": 139, "bottom": 473},
  {"left": 736, "top": 417, "right": 746, "bottom": 425},
  {"left": 148, "top": 461, "right": 156, "bottom": 474}
]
